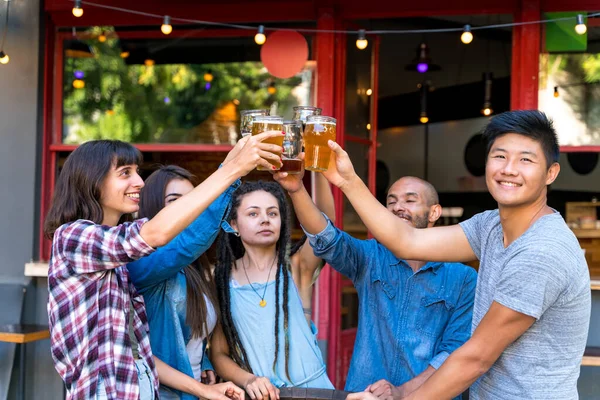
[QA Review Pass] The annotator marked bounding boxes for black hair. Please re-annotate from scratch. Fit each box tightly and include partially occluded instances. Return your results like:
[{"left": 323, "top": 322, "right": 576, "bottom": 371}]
[
  {"left": 215, "top": 181, "right": 292, "bottom": 379},
  {"left": 482, "top": 110, "right": 559, "bottom": 168}
]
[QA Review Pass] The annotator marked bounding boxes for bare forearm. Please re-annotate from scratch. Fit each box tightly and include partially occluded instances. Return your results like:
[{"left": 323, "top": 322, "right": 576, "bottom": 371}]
[
  {"left": 340, "top": 176, "right": 415, "bottom": 258},
  {"left": 313, "top": 172, "right": 335, "bottom": 222},
  {"left": 398, "top": 366, "right": 436, "bottom": 397},
  {"left": 405, "top": 345, "right": 488, "bottom": 400},
  {"left": 211, "top": 353, "right": 255, "bottom": 388},
  {"left": 288, "top": 186, "right": 328, "bottom": 235},
  {"left": 154, "top": 357, "right": 205, "bottom": 397},
  {"left": 141, "top": 163, "right": 241, "bottom": 247}
]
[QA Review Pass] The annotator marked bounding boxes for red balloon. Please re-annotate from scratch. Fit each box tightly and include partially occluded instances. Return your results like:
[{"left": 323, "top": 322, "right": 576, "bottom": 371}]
[{"left": 260, "top": 30, "right": 309, "bottom": 79}]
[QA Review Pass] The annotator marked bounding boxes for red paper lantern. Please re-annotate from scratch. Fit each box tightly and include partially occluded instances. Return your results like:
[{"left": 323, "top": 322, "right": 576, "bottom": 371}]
[{"left": 260, "top": 30, "right": 308, "bottom": 79}]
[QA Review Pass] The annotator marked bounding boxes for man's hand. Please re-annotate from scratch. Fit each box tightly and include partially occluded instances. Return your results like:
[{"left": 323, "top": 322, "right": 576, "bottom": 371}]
[
  {"left": 367, "top": 379, "right": 401, "bottom": 400},
  {"left": 322, "top": 140, "right": 359, "bottom": 191},
  {"left": 346, "top": 392, "right": 380, "bottom": 400}
]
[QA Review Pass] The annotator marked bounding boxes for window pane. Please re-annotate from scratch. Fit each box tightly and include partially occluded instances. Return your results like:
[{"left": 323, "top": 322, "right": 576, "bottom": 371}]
[{"left": 62, "top": 27, "right": 315, "bottom": 144}]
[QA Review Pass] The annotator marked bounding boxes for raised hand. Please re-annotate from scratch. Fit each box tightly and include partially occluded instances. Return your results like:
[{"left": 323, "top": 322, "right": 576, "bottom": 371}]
[
  {"left": 322, "top": 140, "right": 359, "bottom": 191},
  {"left": 223, "top": 136, "right": 251, "bottom": 166},
  {"left": 271, "top": 153, "right": 306, "bottom": 194},
  {"left": 230, "top": 131, "right": 284, "bottom": 175}
]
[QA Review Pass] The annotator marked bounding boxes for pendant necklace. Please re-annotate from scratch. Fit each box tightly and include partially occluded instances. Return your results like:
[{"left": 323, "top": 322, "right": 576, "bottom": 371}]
[{"left": 241, "top": 255, "right": 276, "bottom": 307}]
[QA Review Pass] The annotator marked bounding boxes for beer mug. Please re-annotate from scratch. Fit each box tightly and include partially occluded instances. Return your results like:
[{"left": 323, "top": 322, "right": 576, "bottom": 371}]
[
  {"left": 281, "top": 120, "right": 303, "bottom": 174},
  {"left": 251, "top": 115, "right": 284, "bottom": 171},
  {"left": 304, "top": 116, "right": 336, "bottom": 172},
  {"left": 240, "top": 109, "right": 270, "bottom": 137},
  {"left": 292, "top": 106, "right": 322, "bottom": 129}
]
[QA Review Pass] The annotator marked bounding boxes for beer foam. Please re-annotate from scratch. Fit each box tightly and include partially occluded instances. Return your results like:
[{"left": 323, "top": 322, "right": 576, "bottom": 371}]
[{"left": 306, "top": 121, "right": 336, "bottom": 125}]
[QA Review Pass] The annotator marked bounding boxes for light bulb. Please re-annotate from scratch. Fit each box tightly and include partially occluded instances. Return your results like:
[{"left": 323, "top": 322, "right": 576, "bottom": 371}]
[
  {"left": 120, "top": 51, "right": 130, "bottom": 59},
  {"left": 356, "top": 29, "right": 368, "bottom": 50},
  {"left": 73, "top": 79, "right": 85, "bottom": 89},
  {"left": 255, "top": 25, "right": 266, "bottom": 45},
  {"left": 98, "top": 34, "right": 107, "bottom": 43},
  {"left": 482, "top": 107, "right": 492, "bottom": 116},
  {"left": 72, "top": 0, "right": 83, "bottom": 17},
  {"left": 553, "top": 87, "right": 559, "bottom": 98},
  {"left": 0, "top": 51, "right": 9, "bottom": 65},
  {"left": 144, "top": 59, "right": 155, "bottom": 67},
  {"left": 366, "top": 88, "right": 373, "bottom": 96},
  {"left": 461, "top": 25, "right": 473, "bottom": 44},
  {"left": 161, "top": 16, "right": 172, "bottom": 35},
  {"left": 420, "top": 116, "right": 429, "bottom": 124},
  {"left": 268, "top": 84, "right": 276, "bottom": 95},
  {"left": 575, "top": 14, "right": 587, "bottom": 35},
  {"left": 204, "top": 71, "right": 214, "bottom": 82},
  {"left": 417, "top": 63, "right": 428, "bottom": 73},
  {"left": 366, "top": 123, "right": 371, "bottom": 130}
]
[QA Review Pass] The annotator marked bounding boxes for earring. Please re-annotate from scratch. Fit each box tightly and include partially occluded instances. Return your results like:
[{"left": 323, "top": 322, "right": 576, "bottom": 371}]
[{"left": 232, "top": 231, "right": 240, "bottom": 237}]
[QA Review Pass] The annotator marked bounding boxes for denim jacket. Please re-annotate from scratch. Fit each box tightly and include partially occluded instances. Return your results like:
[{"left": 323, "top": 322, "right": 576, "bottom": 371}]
[
  {"left": 305, "top": 216, "right": 476, "bottom": 396},
  {"left": 128, "top": 179, "right": 240, "bottom": 400}
]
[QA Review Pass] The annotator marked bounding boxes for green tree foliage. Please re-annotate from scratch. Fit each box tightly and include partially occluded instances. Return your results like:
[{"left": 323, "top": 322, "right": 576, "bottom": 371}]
[{"left": 63, "top": 27, "right": 303, "bottom": 144}]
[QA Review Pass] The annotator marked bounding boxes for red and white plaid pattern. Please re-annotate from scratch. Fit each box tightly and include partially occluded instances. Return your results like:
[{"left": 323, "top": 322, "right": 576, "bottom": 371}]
[{"left": 48, "top": 219, "right": 158, "bottom": 399}]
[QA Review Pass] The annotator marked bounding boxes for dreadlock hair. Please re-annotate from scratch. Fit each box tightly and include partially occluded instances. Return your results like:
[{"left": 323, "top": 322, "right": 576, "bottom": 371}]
[
  {"left": 138, "top": 165, "right": 219, "bottom": 339},
  {"left": 215, "top": 181, "right": 292, "bottom": 380}
]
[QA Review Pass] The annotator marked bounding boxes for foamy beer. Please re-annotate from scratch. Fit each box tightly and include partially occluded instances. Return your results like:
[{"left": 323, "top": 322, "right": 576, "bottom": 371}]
[
  {"left": 292, "top": 106, "right": 322, "bottom": 128},
  {"left": 240, "top": 109, "right": 270, "bottom": 137},
  {"left": 304, "top": 116, "right": 336, "bottom": 172},
  {"left": 251, "top": 115, "right": 284, "bottom": 171},
  {"left": 281, "top": 120, "right": 303, "bottom": 174}
]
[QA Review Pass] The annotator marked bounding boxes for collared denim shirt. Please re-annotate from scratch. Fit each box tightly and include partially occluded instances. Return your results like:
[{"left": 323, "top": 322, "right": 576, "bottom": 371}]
[
  {"left": 127, "top": 178, "right": 240, "bottom": 400},
  {"left": 304, "top": 216, "right": 476, "bottom": 396}
]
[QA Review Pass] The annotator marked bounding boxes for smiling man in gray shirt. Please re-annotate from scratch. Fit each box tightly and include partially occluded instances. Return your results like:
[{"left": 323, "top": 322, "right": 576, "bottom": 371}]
[{"left": 319, "top": 110, "right": 590, "bottom": 400}]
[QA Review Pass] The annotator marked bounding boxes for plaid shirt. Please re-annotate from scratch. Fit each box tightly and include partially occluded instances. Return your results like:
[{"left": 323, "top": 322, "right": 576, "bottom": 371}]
[{"left": 48, "top": 219, "right": 158, "bottom": 400}]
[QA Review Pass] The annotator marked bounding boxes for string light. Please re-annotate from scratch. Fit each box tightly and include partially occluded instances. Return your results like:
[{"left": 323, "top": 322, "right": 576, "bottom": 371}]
[
  {"left": 204, "top": 70, "right": 214, "bottom": 82},
  {"left": 0, "top": 51, "right": 9, "bottom": 65},
  {"left": 420, "top": 113, "right": 429, "bottom": 124},
  {"left": 575, "top": 14, "right": 587, "bottom": 35},
  {"left": 233, "top": 99, "right": 240, "bottom": 105},
  {"left": 98, "top": 33, "right": 107, "bottom": 42},
  {"left": 144, "top": 58, "right": 155, "bottom": 66},
  {"left": 554, "top": 86, "right": 559, "bottom": 98},
  {"left": 47, "top": 2, "right": 600, "bottom": 39},
  {"left": 120, "top": 51, "right": 130, "bottom": 58},
  {"left": 255, "top": 25, "right": 266, "bottom": 45},
  {"left": 161, "top": 15, "right": 172, "bottom": 35},
  {"left": 73, "top": 79, "right": 85, "bottom": 89},
  {"left": 366, "top": 123, "right": 371, "bottom": 130},
  {"left": 267, "top": 82, "right": 276, "bottom": 95},
  {"left": 366, "top": 88, "right": 373, "bottom": 96},
  {"left": 72, "top": 0, "right": 83, "bottom": 18},
  {"left": 356, "top": 29, "right": 368, "bottom": 50},
  {"left": 0, "top": 0, "right": 10, "bottom": 65},
  {"left": 461, "top": 25, "right": 473, "bottom": 44}
]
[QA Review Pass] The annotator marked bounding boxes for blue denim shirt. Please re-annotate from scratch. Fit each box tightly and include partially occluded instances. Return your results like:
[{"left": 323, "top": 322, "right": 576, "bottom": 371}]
[
  {"left": 127, "top": 179, "right": 240, "bottom": 400},
  {"left": 305, "top": 217, "right": 476, "bottom": 396}
]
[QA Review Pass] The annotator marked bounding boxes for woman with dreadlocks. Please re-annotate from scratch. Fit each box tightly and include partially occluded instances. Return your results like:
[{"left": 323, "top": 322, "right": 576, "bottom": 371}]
[{"left": 210, "top": 173, "right": 335, "bottom": 399}]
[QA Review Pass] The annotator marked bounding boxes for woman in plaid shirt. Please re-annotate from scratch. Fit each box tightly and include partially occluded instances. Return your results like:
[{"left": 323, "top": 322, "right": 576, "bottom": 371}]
[{"left": 44, "top": 134, "right": 283, "bottom": 400}]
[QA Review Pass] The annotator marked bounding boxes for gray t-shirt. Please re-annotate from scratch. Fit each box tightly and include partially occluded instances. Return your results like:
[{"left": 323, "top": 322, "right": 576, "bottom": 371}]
[{"left": 460, "top": 210, "right": 591, "bottom": 400}]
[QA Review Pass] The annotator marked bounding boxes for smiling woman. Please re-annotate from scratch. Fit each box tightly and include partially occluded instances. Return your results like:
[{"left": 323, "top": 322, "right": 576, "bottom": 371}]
[{"left": 42, "top": 136, "right": 282, "bottom": 399}]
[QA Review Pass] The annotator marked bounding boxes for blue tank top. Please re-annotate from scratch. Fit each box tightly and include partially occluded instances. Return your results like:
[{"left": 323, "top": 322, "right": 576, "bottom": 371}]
[{"left": 229, "top": 270, "right": 334, "bottom": 388}]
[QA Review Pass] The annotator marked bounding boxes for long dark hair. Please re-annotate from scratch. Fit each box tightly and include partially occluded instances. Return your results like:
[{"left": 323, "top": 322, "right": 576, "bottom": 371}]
[
  {"left": 215, "top": 181, "right": 292, "bottom": 379},
  {"left": 44, "top": 140, "right": 142, "bottom": 239},
  {"left": 138, "top": 165, "right": 219, "bottom": 339}
]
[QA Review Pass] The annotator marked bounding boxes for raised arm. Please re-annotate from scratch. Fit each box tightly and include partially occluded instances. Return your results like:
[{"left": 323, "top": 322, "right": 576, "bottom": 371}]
[
  {"left": 321, "top": 141, "right": 476, "bottom": 263},
  {"left": 140, "top": 131, "right": 284, "bottom": 248}
]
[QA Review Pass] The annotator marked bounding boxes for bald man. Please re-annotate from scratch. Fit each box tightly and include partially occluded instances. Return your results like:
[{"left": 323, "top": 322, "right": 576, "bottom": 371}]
[{"left": 289, "top": 176, "right": 477, "bottom": 399}]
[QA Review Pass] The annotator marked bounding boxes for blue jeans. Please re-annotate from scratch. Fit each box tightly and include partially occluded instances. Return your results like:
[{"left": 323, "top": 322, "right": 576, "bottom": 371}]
[{"left": 96, "top": 359, "right": 155, "bottom": 400}]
